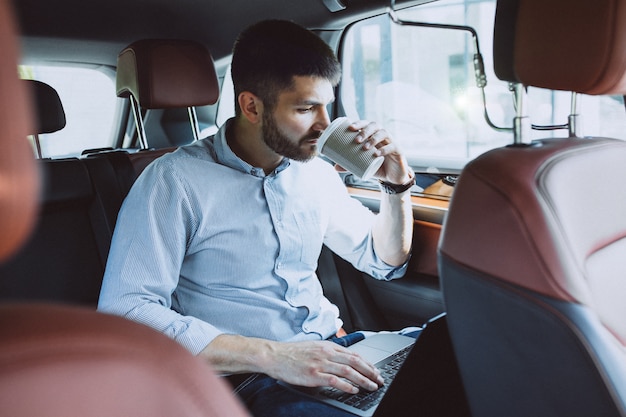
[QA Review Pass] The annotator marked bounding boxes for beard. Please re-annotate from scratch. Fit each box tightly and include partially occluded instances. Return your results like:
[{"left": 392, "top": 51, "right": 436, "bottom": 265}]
[{"left": 262, "top": 110, "right": 319, "bottom": 162}]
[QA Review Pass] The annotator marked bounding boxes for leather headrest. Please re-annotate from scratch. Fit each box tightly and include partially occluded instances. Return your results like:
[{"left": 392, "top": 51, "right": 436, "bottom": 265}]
[
  {"left": 116, "top": 39, "right": 220, "bottom": 109},
  {"left": 25, "top": 80, "right": 66, "bottom": 135},
  {"left": 493, "top": 0, "right": 520, "bottom": 83},
  {"left": 514, "top": 0, "right": 626, "bottom": 94},
  {"left": 0, "top": 0, "right": 39, "bottom": 262}
]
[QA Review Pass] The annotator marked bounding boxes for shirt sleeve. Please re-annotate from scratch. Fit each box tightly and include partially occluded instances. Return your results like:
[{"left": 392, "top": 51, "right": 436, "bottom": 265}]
[
  {"left": 97, "top": 157, "right": 221, "bottom": 355},
  {"left": 321, "top": 167, "right": 409, "bottom": 281}
]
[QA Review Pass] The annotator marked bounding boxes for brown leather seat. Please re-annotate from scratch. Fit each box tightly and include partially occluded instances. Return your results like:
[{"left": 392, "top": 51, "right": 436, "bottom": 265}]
[
  {"left": 0, "top": 1, "right": 248, "bottom": 415},
  {"left": 0, "top": 0, "right": 39, "bottom": 262},
  {"left": 439, "top": 1, "right": 626, "bottom": 416},
  {"left": 0, "top": 303, "right": 250, "bottom": 417}
]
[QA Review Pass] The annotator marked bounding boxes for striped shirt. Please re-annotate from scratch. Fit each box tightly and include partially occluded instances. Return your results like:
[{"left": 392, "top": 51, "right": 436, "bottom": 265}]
[{"left": 98, "top": 119, "right": 407, "bottom": 354}]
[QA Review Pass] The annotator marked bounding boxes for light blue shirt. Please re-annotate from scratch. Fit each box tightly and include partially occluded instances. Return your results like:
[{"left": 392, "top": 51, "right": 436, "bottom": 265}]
[{"left": 98, "top": 119, "right": 407, "bottom": 354}]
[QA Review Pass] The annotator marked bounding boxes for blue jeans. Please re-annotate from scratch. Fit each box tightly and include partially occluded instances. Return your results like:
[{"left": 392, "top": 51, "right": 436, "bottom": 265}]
[{"left": 228, "top": 331, "right": 420, "bottom": 417}]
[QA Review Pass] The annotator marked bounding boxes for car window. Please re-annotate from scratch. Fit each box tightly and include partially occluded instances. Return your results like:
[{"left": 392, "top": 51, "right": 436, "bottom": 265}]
[
  {"left": 19, "top": 65, "right": 120, "bottom": 158},
  {"left": 339, "top": 0, "right": 626, "bottom": 175},
  {"left": 526, "top": 87, "right": 626, "bottom": 140}
]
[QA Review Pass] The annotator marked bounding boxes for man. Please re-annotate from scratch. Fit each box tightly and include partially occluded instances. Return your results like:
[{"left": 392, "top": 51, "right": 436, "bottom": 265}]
[{"left": 99, "top": 19, "right": 416, "bottom": 416}]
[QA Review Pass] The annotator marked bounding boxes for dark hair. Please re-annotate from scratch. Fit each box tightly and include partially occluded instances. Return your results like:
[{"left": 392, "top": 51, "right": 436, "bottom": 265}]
[{"left": 231, "top": 19, "right": 341, "bottom": 115}]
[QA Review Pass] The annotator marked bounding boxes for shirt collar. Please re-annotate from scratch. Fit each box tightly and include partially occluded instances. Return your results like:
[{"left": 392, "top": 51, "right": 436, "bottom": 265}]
[{"left": 214, "top": 118, "right": 291, "bottom": 178}]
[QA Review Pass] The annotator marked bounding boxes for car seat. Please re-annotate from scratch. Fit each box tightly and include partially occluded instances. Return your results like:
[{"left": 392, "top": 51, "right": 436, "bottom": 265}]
[
  {"left": 438, "top": 0, "right": 626, "bottom": 416},
  {"left": 0, "top": 1, "right": 249, "bottom": 415}
]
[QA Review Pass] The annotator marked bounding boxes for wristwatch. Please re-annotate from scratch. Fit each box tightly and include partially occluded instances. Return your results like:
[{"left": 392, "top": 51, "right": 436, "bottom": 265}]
[{"left": 379, "top": 171, "right": 416, "bottom": 194}]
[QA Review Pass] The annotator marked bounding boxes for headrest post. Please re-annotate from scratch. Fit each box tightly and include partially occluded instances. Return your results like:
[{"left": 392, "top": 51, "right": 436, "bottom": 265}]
[
  {"left": 513, "top": 83, "right": 531, "bottom": 144},
  {"left": 187, "top": 107, "right": 200, "bottom": 141},
  {"left": 33, "top": 134, "right": 43, "bottom": 159},
  {"left": 568, "top": 92, "right": 582, "bottom": 137},
  {"left": 130, "top": 95, "right": 149, "bottom": 149}
]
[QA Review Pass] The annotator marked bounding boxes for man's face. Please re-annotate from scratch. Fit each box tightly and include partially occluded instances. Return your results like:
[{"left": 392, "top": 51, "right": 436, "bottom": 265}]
[{"left": 261, "top": 76, "right": 334, "bottom": 162}]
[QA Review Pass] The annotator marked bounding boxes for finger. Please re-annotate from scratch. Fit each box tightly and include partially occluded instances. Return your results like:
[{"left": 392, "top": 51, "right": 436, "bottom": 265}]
[
  {"left": 327, "top": 350, "right": 384, "bottom": 391},
  {"left": 356, "top": 128, "right": 391, "bottom": 152},
  {"left": 344, "top": 351, "right": 384, "bottom": 388},
  {"left": 324, "top": 374, "right": 360, "bottom": 394},
  {"left": 365, "top": 129, "right": 391, "bottom": 151},
  {"left": 322, "top": 368, "right": 379, "bottom": 394},
  {"left": 347, "top": 120, "right": 370, "bottom": 132},
  {"left": 372, "top": 140, "right": 399, "bottom": 157},
  {"left": 351, "top": 122, "right": 381, "bottom": 144}
]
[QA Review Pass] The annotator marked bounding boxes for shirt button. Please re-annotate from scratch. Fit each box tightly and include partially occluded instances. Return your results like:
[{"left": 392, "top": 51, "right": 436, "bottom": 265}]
[{"left": 277, "top": 262, "right": 283, "bottom": 269}]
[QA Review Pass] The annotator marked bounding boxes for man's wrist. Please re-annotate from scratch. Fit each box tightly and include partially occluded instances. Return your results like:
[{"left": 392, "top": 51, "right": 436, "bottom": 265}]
[{"left": 379, "top": 170, "right": 415, "bottom": 194}]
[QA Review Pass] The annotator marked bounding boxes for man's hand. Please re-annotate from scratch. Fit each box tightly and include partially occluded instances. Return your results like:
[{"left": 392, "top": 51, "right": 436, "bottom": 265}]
[
  {"left": 265, "top": 339, "right": 383, "bottom": 393},
  {"left": 349, "top": 120, "right": 412, "bottom": 185},
  {"left": 201, "top": 334, "right": 383, "bottom": 394}
]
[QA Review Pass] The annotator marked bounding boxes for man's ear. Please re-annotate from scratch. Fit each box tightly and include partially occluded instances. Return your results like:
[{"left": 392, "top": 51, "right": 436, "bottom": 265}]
[{"left": 237, "top": 91, "right": 264, "bottom": 124}]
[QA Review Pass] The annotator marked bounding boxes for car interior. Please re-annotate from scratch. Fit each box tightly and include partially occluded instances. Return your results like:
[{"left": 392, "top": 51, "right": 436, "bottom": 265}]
[{"left": 1, "top": 0, "right": 625, "bottom": 415}]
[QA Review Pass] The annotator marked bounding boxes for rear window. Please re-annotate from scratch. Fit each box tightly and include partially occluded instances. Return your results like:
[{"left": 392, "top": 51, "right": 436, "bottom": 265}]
[
  {"left": 339, "top": 0, "right": 626, "bottom": 174},
  {"left": 19, "top": 65, "right": 119, "bottom": 158}
]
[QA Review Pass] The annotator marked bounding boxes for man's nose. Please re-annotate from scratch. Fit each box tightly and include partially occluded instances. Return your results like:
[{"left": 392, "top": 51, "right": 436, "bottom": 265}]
[{"left": 316, "top": 107, "right": 331, "bottom": 131}]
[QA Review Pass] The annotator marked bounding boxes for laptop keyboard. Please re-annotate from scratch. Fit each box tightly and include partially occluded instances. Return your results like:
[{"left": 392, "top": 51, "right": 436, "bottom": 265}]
[{"left": 319, "top": 344, "right": 412, "bottom": 411}]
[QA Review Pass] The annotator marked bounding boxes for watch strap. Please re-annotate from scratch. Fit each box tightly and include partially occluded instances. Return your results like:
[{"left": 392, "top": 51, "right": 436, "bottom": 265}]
[{"left": 379, "top": 172, "right": 415, "bottom": 194}]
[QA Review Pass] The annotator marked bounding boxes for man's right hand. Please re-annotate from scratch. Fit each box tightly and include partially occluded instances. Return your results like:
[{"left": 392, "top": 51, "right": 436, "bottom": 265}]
[{"left": 201, "top": 334, "right": 384, "bottom": 394}]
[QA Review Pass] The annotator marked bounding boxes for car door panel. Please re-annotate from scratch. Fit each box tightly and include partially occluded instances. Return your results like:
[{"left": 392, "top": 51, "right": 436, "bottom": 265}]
[{"left": 329, "top": 190, "right": 448, "bottom": 330}]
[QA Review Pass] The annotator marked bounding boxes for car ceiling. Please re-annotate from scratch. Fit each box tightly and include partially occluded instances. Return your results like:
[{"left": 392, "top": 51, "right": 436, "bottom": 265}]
[{"left": 14, "top": 0, "right": 435, "bottom": 68}]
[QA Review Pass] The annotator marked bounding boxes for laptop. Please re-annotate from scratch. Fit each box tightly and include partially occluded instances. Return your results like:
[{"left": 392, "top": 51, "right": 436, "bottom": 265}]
[{"left": 281, "top": 313, "right": 448, "bottom": 417}]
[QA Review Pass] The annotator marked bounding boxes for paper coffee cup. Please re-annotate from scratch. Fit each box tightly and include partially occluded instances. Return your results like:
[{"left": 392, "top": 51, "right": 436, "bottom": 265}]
[{"left": 318, "top": 117, "right": 384, "bottom": 180}]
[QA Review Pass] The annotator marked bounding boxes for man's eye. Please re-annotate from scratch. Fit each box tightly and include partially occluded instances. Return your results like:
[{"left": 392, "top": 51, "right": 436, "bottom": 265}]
[{"left": 298, "top": 107, "right": 313, "bottom": 113}]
